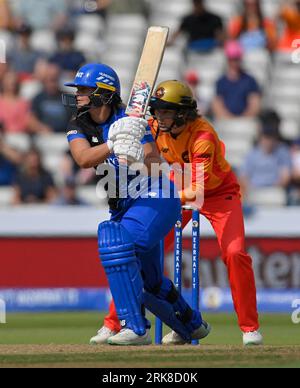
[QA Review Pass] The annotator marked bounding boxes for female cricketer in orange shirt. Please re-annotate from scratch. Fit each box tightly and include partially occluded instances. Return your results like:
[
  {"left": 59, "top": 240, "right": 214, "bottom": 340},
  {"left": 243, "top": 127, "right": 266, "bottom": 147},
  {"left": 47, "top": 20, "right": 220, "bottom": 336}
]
[{"left": 91, "top": 80, "right": 263, "bottom": 346}]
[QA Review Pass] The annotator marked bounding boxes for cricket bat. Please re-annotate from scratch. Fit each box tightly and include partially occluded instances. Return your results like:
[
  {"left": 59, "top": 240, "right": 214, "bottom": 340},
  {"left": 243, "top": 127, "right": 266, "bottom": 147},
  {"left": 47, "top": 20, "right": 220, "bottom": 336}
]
[
  {"left": 118, "top": 26, "right": 169, "bottom": 164},
  {"left": 125, "top": 26, "right": 169, "bottom": 118}
]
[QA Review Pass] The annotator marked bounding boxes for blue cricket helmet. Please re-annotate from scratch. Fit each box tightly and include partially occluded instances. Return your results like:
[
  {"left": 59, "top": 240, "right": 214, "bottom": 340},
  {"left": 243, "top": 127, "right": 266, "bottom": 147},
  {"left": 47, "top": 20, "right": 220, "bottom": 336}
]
[{"left": 64, "top": 63, "right": 121, "bottom": 95}]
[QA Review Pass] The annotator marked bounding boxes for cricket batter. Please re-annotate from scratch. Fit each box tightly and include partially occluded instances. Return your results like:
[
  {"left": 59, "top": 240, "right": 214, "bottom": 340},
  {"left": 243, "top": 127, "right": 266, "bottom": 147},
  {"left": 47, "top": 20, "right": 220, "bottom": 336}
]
[
  {"left": 92, "top": 80, "right": 262, "bottom": 346},
  {"left": 63, "top": 65, "right": 210, "bottom": 346}
]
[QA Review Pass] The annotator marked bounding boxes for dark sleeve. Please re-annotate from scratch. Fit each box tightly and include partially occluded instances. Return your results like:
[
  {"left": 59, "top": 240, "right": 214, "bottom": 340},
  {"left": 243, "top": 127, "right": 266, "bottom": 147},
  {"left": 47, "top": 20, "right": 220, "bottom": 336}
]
[
  {"left": 43, "top": 171, "right": 55, "bottom": 188},
  {"left": 66, "top": 117, "right": 87, "bottom": 142},
  {"left": 214, "top": 15, "right": 223, "bottom": 30},
  {"left": 12, "top": 171, "right": 21, "bottom": 186},
  {"left": 179, "top": 15, "right": 190, "bottom": 32},
  {"left": 247, "top": 75, "right": 260, "bottom": 95},
  {"left": 31, "top": 94, "right": 42, "bottom": 118},
  {"left": 216, "top": 78, "right": 225, "bottom": 96}
]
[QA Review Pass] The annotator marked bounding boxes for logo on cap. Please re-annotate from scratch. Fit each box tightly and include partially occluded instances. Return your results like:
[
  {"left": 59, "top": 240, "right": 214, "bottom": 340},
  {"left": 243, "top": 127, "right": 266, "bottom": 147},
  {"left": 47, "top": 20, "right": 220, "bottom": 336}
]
[{"left": 155, "top": 87, "right": 165, "bottom": 99}]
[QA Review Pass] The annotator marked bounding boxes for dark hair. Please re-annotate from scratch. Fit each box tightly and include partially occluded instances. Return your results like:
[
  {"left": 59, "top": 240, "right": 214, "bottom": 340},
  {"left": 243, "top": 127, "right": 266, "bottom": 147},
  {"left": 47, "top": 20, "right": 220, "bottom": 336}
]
[
  {"left": 193, "top": 0, "right": 204, "bottom": 6},
  {"left": 24, "top": 147, "right": 46, "bottom": 174},
  {"left": 240, "top": 0, "right": 265, "bottom": 36},
  {"left": 185, "top": 108, "right": 201, "bottom": 122},
  {"left": 56, "top": 27, "right": 75, "bottom": 41},
  {"left": 259, "top": 109, "right": 281, "bottom": 130}
]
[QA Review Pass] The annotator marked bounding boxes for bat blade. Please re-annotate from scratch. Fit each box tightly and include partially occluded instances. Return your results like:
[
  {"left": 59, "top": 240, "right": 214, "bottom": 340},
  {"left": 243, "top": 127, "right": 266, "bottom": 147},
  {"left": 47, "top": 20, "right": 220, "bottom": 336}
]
[{"left": 125, "top": 26, "right": 169, "bottom": 118}]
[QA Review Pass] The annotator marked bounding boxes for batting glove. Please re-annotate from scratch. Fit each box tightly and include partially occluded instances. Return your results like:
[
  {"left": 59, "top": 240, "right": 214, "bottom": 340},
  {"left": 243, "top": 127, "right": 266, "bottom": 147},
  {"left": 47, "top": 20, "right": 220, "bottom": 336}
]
[{"left": 108, "top": 117, "right": 148, "bottom": 142}]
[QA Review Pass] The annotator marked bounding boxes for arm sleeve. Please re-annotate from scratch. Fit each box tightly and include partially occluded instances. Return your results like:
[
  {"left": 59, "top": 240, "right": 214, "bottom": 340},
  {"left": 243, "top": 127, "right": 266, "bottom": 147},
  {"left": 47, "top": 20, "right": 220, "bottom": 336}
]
[
  {"left": 216, "top": 78, "right": 225, "bottom": 97},
  {"left": 247, "top": 76, "right": 260, "bottom": 95},
  {"left": 239, "top": 151, "right": 254, "bottom": 178},
  {"left": 228, "top": 16, "right": 242, "bottom": 39},
  {"left": 66, "top": 119, "right": 87, "bottom": 143},
  {"left": 191, "top": 139, "right": 215, "bottom": 191},
  {"left": 44, "top": 172, "right": 55, "bottom": 188},
  {"left": 215, "top": 15, "right": 223, "bottom": 30},
  {"left": 179, "top": 16, "right": 190, "bottom": 33},
  {"left": 279, "top": 147, "right": 292, "bottom": 171},
  {"left": 31, "top": 95, "right": 41, "bottom": 118}
]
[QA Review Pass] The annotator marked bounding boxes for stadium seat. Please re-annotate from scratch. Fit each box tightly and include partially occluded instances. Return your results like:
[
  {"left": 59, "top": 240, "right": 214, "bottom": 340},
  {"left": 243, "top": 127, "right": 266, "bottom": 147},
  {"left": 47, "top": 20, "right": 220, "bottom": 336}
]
[
  {"left": 0, "top": 29, "right": 14, "bottom": 56},
  {"left": 149, "top": 15, "right": 180, "bottom": 33},
  {"left": 243, "top": 49, "right": 271, "bottom": 87},
  {"left": 105, "top": 34, "right": 142, "bottom": 54},
  {"left": 4, "top": 134, "right": 32, "bottom": 152},
  {"left": 103, "top": 51, "right": 138, "bottom": 69},
  {"left": 272, "top": 65, "right": 300, "bottom": 84},
  {"left": 205, "top": 0, "right": 237, "bottom": 21},
  {"left": 76, "top": 14, "right": 106, "bottom": 37},
  {"left": 30, "top": 29, "right": 57, "bottom": 54},
  {"left": 74, "top": 32, "right": 105, "bottom": 62},
  {"left": 34, "top": 134, "right": 68, "bottom": 155},
  {"left": 261, "top": 0, "right": 281, "bottom": 18},
  {"left": 273, "top": 101, "right": 300, "bottom": 121},
  {"left": 269, "top": 84, "right": 300, "bottom": 101},
  {"left": 214, "top": 118, "right": 259, "bottom": 142},
  {"left": 187, "top": 50, "right": 226, "bottom": 70},
  {"left": 150, "top": 0, "right": 191, "bottom": 16},
  {"left": 107, "top": 14, "right": 146, "bottom": 35},
  {"left": 274, "top": 52, "right": 295, "bottom": 66},
  {"left": 77, "top": 185, "right": 107, "bottom": 206},
  {"left": 19, "top": 80, "right": 42, "bottom": 100},
  {"left": 280, "top": 119, "right": 300, "bottom": 141},
  {"left": 0, "top": 187, "right": 13, "bottom": 207},
  {"left": 248, "top": 187, "right": 287, "bottom": 207},
  {"left": 222, "top": 138, "right": 253, "bottom": 170},
  {"left": 197, "top": 84, "right": 215, "bottom": 105},
  {"left": 42, "top": 154, "right": 64, "bottom": 183},
  {"left": 149, "top": 0, "right": 191, "bottom": 29},
  {"left": 161, "top": 47, "right": 185, "bottom": 73},
  {"left": 156, "top": 68, "right": 181, "bottom": 85},
  {"left": 226, "top": 153, "right": 246, "bottom": 169}
]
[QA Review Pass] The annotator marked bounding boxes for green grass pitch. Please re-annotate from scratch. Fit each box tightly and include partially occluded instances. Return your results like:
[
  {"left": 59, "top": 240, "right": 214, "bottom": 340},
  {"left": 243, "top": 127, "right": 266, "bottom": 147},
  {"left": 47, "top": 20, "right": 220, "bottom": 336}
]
[{"left": 0, "top": 312, "right": 299, "bottom": 368}]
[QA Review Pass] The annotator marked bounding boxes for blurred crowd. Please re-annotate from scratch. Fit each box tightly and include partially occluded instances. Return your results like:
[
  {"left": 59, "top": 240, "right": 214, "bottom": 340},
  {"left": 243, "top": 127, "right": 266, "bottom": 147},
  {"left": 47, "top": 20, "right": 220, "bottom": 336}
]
[{"left": 0, "top": 0, "right": 300, "bottom": 207}]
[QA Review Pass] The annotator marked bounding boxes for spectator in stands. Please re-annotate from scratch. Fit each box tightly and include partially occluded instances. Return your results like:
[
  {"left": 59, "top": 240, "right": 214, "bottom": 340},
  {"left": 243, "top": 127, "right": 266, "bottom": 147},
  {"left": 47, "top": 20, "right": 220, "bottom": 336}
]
[
  {"left": 288, "top": 139, "right": 300, "bottom": 205},
  {"left": 68, "top": 0, "right": 112, "bottom": 21},
  {"left": 228, "top": 0, "right": 277, "bottom": 52},
  {"left": 0, "top": 128, "right": 22, "bottom": 186},
  {"left": 30, "top": 63, "right": 72, "bottom": 133},
  {"left": 278, "top": 0, "right": 300, "bottom": 52},
  {"left": 258, "top": 109, "right": 281, "bottom": 134},
  {"left": 53, "top": 176, "right": 88, "bottom": 206},
  {"left": 0, "top": 0, "right": 13, "bottom": 29},
  {"left": 109, "top": 0, "right": 148, "bottom": 16},
  {"left": 212, "top": 40, "right": 261, "bottom": 119},
  {"left": 12, "top": 148, "right": 57, "bottom": 205},
  {"left": 59, "top": 150, "right": 97, "bottom": 186},
  {"left": 11, "top": 0, "right": 67, "bottom": 31},
  {"left": 168, "top": 0, "right": 224, "bottom": 52},
  {"left": 50, "top": 27, "right": 86, "bottom": 77},
  {"left": 239, "top": 126, "right": 292, "bottom": 196},
  {"left": 0, "top": 63, "right": 9, "bottom": 86},
  {"left": 9, "top": 24, "right": 44, "bottom": 81},
  {"left": 0, "top": 70, "right": 34, "bottom": 133},
  {"left": 184, "top": 70, "right": 209, "bottom": 115}
]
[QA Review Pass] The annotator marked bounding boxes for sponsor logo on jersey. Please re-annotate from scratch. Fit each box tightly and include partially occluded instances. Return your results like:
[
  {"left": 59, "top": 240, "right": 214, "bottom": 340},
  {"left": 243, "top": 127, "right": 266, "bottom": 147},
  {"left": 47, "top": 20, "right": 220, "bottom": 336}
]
[
  {"left": 92, "top": 136, "right": 99, "bottom": 143},
  {"left": 67, "top": 130, "right": 78, "bottom": 136},
  {"left": 181, "top": 151, "right": 190, "bottom": 163}
]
